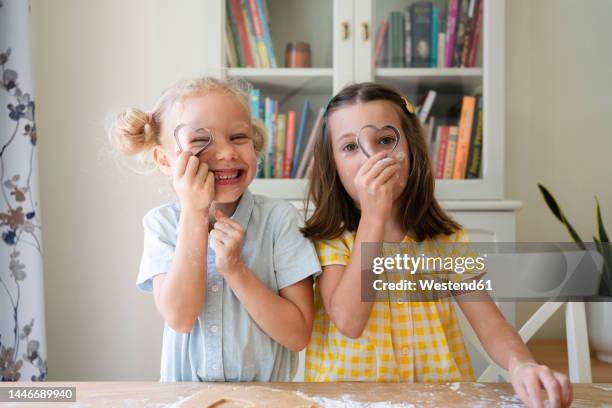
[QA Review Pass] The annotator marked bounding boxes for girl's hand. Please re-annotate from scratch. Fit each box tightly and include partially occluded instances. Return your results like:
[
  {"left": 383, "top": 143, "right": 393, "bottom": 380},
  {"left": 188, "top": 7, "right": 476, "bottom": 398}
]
[
  {"left": 354, "top": 152, "right": 401, "bottom": 221},
  {"left": 510, "top": 361, "right": 573, "bottom": 408},
  {"left": 210, "top": 210, "right": 246, "bottom": 277},
  {"left": 173, "top": 151, "right": 215, "bottom": 215}
]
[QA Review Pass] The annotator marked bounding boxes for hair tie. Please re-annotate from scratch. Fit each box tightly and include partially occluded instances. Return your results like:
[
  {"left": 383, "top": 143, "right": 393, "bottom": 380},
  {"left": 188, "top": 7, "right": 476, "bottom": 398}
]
[
  {"left": 146, "top": 111, "right": 154, "bottom": 124},
  {"left": 402, "top": 96, "right": 416, "bottom": 115}
]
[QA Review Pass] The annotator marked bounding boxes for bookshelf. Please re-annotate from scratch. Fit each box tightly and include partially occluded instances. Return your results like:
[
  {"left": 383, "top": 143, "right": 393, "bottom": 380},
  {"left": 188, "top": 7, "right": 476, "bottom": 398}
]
[{"left": 206, "top": 0, "right": 506, "bottom": 201}]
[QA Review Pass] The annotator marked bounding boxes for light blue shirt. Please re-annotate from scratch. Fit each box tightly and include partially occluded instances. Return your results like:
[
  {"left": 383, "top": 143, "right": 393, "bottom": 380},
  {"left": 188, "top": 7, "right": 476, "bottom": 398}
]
[{"left": 137, "top": 189, "right": 320, "bottom": 382}]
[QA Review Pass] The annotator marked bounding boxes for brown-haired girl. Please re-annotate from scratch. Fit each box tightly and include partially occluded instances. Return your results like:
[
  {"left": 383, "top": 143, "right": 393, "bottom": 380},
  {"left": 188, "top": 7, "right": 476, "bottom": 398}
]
[{"left": 302, "top": 82, "right": 572, "bottom": 408}]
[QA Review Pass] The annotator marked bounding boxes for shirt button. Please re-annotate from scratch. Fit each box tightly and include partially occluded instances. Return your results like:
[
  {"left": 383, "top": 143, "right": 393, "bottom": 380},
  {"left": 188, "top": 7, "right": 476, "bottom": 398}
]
[
  {"left": 210, "top": 325, "right": 218, "bottom": 333},
  {"left": 211, "top": 284, "right": 219, "bottom": 292},
  {"left": 401, "top": 346, "right": 410, "bottom": 355}
]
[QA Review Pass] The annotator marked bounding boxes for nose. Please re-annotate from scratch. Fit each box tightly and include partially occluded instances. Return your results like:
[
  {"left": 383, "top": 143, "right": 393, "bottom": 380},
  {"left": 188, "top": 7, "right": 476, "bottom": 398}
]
[{"left": 211, "top": 136, "right": 238, "bottom": 161}]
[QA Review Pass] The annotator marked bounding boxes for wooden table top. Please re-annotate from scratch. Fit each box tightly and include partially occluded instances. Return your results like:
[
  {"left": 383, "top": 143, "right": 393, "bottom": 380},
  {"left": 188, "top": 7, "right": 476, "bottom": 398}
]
[{"left": 0, "top": 381, "right": 611, "bottom": 407}]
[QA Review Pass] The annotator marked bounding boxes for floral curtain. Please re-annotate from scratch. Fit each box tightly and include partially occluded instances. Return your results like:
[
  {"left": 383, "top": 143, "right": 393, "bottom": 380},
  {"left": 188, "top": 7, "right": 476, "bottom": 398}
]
[{"left": 1, "top": 0, "right": 47, "bottom": 381}]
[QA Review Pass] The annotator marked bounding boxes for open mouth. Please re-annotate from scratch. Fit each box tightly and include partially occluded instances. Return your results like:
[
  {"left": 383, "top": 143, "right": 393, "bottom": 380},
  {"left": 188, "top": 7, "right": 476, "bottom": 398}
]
[{"left": 213, "top": 169, "right": 244, "bottom": 185}]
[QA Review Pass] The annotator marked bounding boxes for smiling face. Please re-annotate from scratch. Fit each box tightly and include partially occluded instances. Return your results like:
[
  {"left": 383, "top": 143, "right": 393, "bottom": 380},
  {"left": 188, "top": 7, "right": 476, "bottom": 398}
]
[
  {"left": 155, "top": 91, "right": 257, "bottom": 204},
  {"left": 327, "top": 100, "right": 410, "bottom": 207}
]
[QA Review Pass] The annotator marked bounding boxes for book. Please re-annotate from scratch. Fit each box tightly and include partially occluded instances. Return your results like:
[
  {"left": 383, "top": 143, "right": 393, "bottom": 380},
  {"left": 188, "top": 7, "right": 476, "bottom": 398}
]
[
  {"left": 443, "top": 126, "right": 459, "bottom": 179},
  {"left": 410, "top": 2, "right": 432, "bottom": 68},
  {"left": 230, "top": 0, "right": 255, "bottom": 67},
  {"left": 453, "top": 0, "right": 469, "bottom": 68},
  {"left": 389, "top": 12, "right": 405, "bottom": 68},
  {"left": 425, "top": 116, "right": 436, "bottom": 155},
  {"left": 431, "top": 7, "right": 438, "bottom": 67},
  {"left": 467, "top": 0, "right": 483, "bottom": 67},
  {"left": 460, "top": 0, "right": 476, "bottom": 67},
  {"left": 431, "top": 124, "right": 442, "bottom": 169},
  {"left": 452, "top": 95, "right": 476, "bottom": 179},
  {"left": 403, "top": 8, "right": 412, "bottom": 67},
  {"left": 466, "top": 95, "right": 483, "bottom": 178},
  {"left": 296, "top": 107, "right": 324, "bottom": 179},
  {"left": 241, "top": 0, "right": 261, "bottom": 67},
  {"left": 374, "top": 20, "right": 389, "bottom": 67},
  {"left": 445, "top": 0, "right": 459, "bottom": 67},
  {"left": 291, "top": 100, "right": 310, "bottom": 178},
  {"left": 435, "top": 126, "right": 450, "bottom": 179},
  {"left": 418, "top": 90, "right": 437, "bottom": 123},
  {"left": 264, "top": 97, "right": 274, "bottom": 178},
  {"left": 225, "top": 21, "right": 239, "bottom": 68},
  {"left": 283, "top": 111, "right": 296, "bottom": 178},
  {"left": 437, "top": 9, "right": 446, "bottom": 68},
  {"left": 255, "top": 0, "right": 277, "bottom": 68},
  {"left": 250, "top": 89, "right": 261, "bottom": 120},
  {"left": 226, "top": 1, "right": 245, "bottom": 67},
  {"left": 247, "top": 0, "right": 270, "bottom": 67},
  {"left": 274, "top": 114, "right": 286, "bottom": 178}
]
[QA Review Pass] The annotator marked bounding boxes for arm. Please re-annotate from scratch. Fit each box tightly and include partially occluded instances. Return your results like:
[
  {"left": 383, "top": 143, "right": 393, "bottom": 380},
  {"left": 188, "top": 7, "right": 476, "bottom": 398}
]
[
  {"left": 226, "top": 270, "right": 314, "bottom": 351},
  {"left": 317, "top": 217, "right": 384, "bottom": 338},
  {"left": 458, "top": 297, "right": 572, "bottom": 408},
  {"left": 152, "top": 152, "right": 215, "bottom": 333},
  {"left": 318, "top": 152, "right": 400, "bottom": 338}
]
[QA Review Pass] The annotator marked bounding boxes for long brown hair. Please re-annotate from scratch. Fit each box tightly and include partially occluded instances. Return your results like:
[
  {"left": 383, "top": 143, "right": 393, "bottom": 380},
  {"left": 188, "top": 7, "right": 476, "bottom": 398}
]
[{"left": 301, "top": 82, "right": 461, "bottom": 242}]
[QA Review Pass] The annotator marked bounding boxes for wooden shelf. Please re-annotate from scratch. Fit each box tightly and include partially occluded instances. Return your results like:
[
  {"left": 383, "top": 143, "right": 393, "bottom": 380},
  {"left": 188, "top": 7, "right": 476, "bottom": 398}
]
[
  {"left": 376, "top": 68, "right": 483, "bottom": 89},
  {"left": 527, "top": 339, "right": 612, "bottom": 383},
  {"left": 225, "top": 68, "right": 333, "bottom": 93}
]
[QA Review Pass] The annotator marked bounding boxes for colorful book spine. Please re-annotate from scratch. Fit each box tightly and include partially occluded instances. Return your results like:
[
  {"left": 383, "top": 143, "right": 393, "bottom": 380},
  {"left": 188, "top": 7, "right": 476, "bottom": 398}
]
[
  {"left": 435, "top": 126, "right": 450, "bottom": 179},
  {"left": 403, "top": 8, "right": 412, "bottom": 67},
  {"left": 467, "top": 0, "right": 483, "bottom": 67},
  {"left": 274, "top": 114, "right": 286, "bottom": 178},
  {"left": 431, "top": 125, "right": 442, "bottom": 168},
  {"left": 263, "top": 97, "right": 272, "bottom": 178},
  {"left": 230, "top": 0, "right": 255, "bottom": 67},
  {"left": 445, "top": 0, "right": 459, "bottom": 67},
  {"left": 225, "top": 22, "right": 238, "bottom": 68},
  {"left": 466, "top": 95, "right": 483, "bottom": 178},
  {"left": 453, "top": 95, "right": 476, "bottom": 179},
  {"left": 283, "top": 111, "right": 296, "bottom": 178},
  {"left": 443, "top": 126, "right": 459, "bottom": 179},
  {"left": 453, "top": 0, "right": 469, "bottom": 68},
  {"left": 460, "top": 0, "right": 476, "bottom": 67},
  {"left": 291, "top": 100, "right": 310, "bottom": 178},
  {"left": 410, "top": 2, "right": 432, "bottom": 68},
  {"left": 296, "top": 108, "right": 324, "bottom": 179},
  {"left": 241, "top": 0, "right": 261, "bottom": 67},
  {"left": 374, "top": 20, "right": 389, "bottom": 67},
  {"left": 255, "top": 0, "right": 277, "bottom": 68},
  {"left": 250, "top": 89, "right": 261, "bottom": 120},
  {"left": 226, "top": 1, "right": 245, "bottom": 67},
  {"left": 247, "top": 0, "right": 270, "bottom": 67},
  {"left": 418, "top": 90, "right": 437, "bottom": 123},
  {"left": 431, "top": 7, "right": 438, "bottom": 67}
]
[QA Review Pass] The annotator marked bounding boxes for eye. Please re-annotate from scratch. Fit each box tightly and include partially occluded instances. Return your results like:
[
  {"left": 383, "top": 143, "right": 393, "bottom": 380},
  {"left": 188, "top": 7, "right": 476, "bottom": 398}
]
[
  {"left": 378, "top": 136, "right": 397, "bottom": 145},
  {"left": 342, "top": 142, "right": 358, "bottom": 152},
  {"left": 230, "top": 133, "right": 250, "bottom": 143}
]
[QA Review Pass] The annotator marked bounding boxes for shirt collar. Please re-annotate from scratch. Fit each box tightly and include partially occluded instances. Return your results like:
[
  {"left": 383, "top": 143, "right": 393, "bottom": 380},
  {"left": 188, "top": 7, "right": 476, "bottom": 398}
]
[{"left": 228, "top": 188, "right": 254, "bottom": 230}]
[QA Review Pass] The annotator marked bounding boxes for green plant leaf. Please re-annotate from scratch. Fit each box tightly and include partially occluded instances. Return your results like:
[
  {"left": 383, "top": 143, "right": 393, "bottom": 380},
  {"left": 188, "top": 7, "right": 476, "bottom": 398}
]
[
  {"left": 595, "top": 197, "right": 610, "bottom": 243},
  {"left": 537, "top": 183, "right": 585, "bottom": 248},
  {"left": 594, "top": 238, "right": 612, "bottom": 297}
]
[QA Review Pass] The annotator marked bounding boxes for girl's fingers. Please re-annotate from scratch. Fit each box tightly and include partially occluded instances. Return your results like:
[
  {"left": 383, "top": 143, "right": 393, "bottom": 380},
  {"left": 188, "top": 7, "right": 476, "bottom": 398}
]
[
  {"left": 173, "top": 151, "right": 191, "bottom": 178},
  {"left": 371, "top": 163, "right": 401, "bottom": 188},
  {"left": 539, "top": 369, "right": 562, "bottom": 408},
  {"left": 525, "top": 373, "right": 544, "bottom": 408},
  {"left": 196, "top": 161, "right": 210, "bottom": 181},
  {"left": 511, "top": 379, "right": 530, "bottom": 408},
  {"left": 184, "top": 155, "right": 200, "bottom": 179},
  {"left": 364, "top": 157, "right": 398, "bottom": 180},
  {"left": 552, "top": 371, "right": 572, "bottom": 407},
  {"left": 204, "top": 171, "right": 215, "bottom": 194},
  {"left": 214, "top": 219, "right": 241, "bottom": 236},
  {"left": 357, "top": 151, "right": 388, "bottom": 177},
  {"left": 209, "top": 229, "right": 229, "bottom": 241}
]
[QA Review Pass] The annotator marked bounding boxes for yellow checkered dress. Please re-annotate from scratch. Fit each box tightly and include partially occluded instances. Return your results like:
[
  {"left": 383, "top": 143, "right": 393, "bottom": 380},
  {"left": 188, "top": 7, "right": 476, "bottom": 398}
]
[{"left": 305, "top": 230, "right": 475, "bottom": 382}]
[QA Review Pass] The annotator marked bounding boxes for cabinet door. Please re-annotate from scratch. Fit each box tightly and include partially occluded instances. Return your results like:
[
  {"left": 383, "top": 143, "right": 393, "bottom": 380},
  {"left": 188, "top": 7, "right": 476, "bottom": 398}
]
[
  {"left": 333, "top": 0, "right": 355, "bottom": 93},
  {"left": 353, "top": 0, "right": 374, "bottom": 83}
]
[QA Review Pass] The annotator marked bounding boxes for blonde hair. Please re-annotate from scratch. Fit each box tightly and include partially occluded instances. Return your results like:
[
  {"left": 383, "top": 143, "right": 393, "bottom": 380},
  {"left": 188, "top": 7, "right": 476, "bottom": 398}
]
[{"left": 107, "top": 77, "right": 267, "bottom": 160}]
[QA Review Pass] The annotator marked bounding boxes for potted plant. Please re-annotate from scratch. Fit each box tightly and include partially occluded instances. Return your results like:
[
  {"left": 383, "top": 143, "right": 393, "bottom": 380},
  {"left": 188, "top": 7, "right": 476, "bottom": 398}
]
[{"left": 538, "top": 184, "right": 612, "bottom": 363}]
